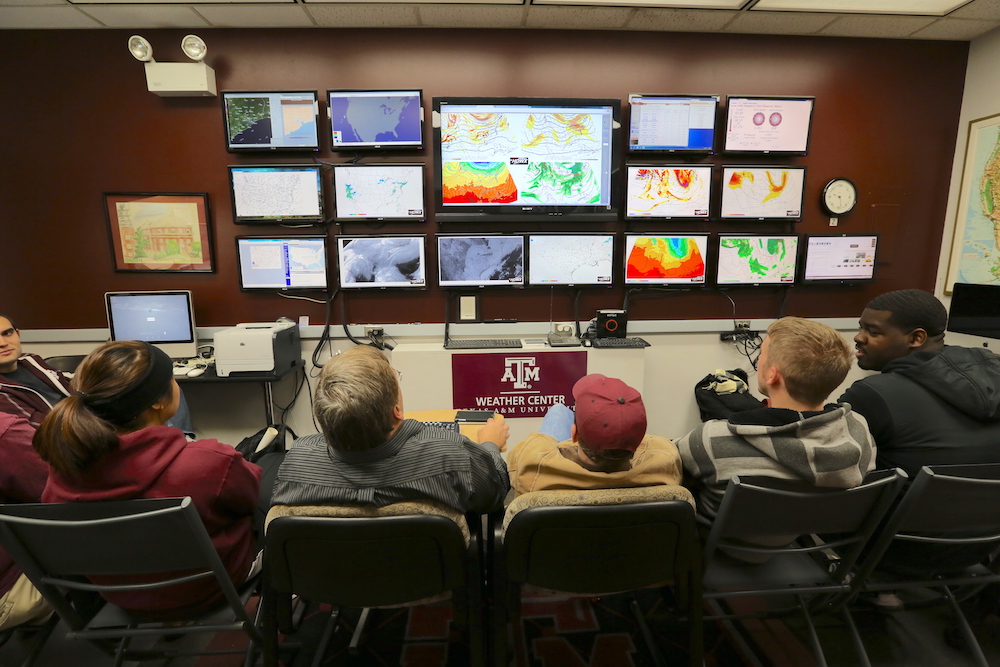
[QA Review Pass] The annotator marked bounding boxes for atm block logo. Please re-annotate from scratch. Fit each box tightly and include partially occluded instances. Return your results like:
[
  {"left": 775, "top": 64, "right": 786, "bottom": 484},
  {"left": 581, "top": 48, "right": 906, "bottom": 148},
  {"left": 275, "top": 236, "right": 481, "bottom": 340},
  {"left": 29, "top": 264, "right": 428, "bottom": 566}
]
[{"left": 452, "top": 351, "right": 587, "bottom": 417}]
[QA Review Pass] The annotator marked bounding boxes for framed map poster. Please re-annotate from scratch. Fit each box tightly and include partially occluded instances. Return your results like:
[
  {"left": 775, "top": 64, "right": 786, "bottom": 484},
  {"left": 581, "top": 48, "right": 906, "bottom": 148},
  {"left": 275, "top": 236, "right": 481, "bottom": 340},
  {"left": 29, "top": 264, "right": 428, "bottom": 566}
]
[
  {"left": 104, "top": 192, "right": 214, "bottom": 272},
  {"left": 946, "top": 112, "right": 1000, "bottom": 291}
]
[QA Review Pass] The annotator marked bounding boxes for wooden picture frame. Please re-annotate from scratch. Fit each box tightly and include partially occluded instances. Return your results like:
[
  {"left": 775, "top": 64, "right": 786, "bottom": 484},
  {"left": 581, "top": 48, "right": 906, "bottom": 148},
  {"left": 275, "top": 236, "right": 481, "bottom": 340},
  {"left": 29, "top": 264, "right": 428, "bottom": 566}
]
[
  {"left": 945, "top": 112, "right": 1000, "bottom": 293},
  {"left": 104, "top": 192, "right": 214, "bottom": 272}
]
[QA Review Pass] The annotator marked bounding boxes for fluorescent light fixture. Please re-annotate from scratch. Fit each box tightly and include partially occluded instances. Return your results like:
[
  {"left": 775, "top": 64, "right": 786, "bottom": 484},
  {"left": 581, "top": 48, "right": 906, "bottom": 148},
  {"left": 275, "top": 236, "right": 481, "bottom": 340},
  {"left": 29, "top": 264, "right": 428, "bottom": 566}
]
[
  {"left": 751, "top": 0, "right": 968, "bottom": 15},
  {"left": 532, "top": 0, "right": 744, "bottom": 5}
]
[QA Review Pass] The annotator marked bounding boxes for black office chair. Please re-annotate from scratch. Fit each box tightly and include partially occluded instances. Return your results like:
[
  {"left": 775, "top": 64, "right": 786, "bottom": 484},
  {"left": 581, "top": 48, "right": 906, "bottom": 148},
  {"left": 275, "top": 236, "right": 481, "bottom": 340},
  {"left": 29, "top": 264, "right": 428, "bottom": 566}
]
[
  {"left": 849, "top": 463, "right": 1000, "bottom": 667},
  {"left": 0, "top": 497, "right": 262, "bottom": 667},
  {"left": 701, "top": 469, "right": 905, "bottom": 667},
  {"left": 41, "top": 355, "right": 85, "bottom": 373},
  {"left": 262, "top": 501, "right": 485, "bottom": 667},
  {"left": 492, "top": 486, "right": 702, "bottom": 667}
]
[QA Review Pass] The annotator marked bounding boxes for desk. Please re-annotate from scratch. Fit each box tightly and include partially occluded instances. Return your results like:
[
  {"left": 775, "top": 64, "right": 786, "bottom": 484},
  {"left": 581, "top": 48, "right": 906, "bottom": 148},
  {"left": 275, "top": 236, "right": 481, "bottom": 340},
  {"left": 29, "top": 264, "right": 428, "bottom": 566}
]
[
  {"left": 176, "top": 360, "right": 304, "bottom": 425},
  {"left": 404, "top": 409, "right": 502, "bottom": 444}
]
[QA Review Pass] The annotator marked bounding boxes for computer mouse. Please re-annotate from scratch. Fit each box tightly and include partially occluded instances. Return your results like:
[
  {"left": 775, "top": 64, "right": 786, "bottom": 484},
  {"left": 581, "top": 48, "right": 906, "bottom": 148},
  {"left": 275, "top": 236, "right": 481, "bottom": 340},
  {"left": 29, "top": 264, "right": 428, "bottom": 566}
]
[
  {"left": 582, "top": 338, "right": 592, "bottom": 347},
  {"left": 186, "top": 367, "right": 206, "bottom": 378}
]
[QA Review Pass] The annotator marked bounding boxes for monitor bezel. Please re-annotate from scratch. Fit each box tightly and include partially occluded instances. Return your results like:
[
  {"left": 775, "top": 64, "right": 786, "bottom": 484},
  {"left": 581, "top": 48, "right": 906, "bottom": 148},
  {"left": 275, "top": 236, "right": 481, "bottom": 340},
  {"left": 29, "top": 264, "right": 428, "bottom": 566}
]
[
  {"left": 947, "top": 282, "right": 1000, "bottom": 340},
  {"left": 227, "top": 164, "right": 326, "bottom": 225},
  {"left": 336, "top": 234, "right": 428, "bottom": 290},
  {"left": 221, "top": 90, "right": 320, "bottom": 154},
  {"left": 623, "top": 234, "right": 710, "bottom": 287},
  {"left": 799, "top": 233, "right": 879, "bottom": 286},
  {"left": 722, "top": 95, "right": 816, "bottom": 156},
  {"left": 715, "top": 233, "right": 800, "bottom": 287},
  {"left": 719, "top": 165, "right": 807, "bottom": 222},
  {"left": 332, "top": 163, "right": 426, "bottom": 223},
  {"left": 526, "top": 232, "right": 616, "bottom": 287},
  {"left": 327, "top": 89, "right": 424, "bottom": 151},
  {"left": 436, "top": 233, "right": 526, "bottom": 289},
  {"left": 626, "top": 93, "right": 720, "bottom": 154},
  {"left": 104, "top": 290, "right": 198, "bottom": 359},
  {"left": 235, "top": 234, "right": 330, "bottom": 293},
  {"left": 624, "top": 164, "right": 713, "bottom": 221},
  {"left": 433, "top": 96, "right": 622, "bottom": 223}
]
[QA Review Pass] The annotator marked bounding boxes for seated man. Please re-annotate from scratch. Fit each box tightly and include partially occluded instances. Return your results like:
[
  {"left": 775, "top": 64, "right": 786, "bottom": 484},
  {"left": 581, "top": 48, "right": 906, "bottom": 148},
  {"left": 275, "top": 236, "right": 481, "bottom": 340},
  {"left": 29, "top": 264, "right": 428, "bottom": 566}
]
[
  {"left": 271, "top": 345, "right": 510, "bottom": 514},
  {"left": 507, "top": 374, "right": 683, "bottom": 496},
  {"left": 677, "top": 317, "right": 876, "bottom": 525},
  {"left": 840, "top": 288, "right": 1000, "bottom": 477}
]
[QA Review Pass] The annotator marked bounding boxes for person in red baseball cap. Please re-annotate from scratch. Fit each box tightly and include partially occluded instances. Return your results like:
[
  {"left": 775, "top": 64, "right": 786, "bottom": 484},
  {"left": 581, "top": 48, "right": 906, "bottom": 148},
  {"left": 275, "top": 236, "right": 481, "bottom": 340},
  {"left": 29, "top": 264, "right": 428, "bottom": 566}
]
[{"left": 507, "top": 374, "right": 683, "bottom": 496}]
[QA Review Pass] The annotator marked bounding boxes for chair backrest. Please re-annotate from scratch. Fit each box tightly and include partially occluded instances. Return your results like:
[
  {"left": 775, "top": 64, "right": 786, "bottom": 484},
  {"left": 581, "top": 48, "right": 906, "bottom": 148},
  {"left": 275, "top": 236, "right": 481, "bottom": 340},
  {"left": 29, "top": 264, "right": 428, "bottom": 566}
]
[
  {"left": 501, "top": 486, "right": 698, "bottom": 595},
  {"left": 42, "top": 355, "right": 86, "bottom": 373}
]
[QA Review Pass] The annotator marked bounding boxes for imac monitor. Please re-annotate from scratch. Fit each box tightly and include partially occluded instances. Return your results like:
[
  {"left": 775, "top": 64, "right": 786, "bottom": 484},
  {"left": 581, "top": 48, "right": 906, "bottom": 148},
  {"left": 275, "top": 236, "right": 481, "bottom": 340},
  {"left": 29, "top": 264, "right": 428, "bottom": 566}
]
[
  {"left": 625, "top": 165, "right": 712, "bottom": 219},
  {"left": 720, "top": 166, "right": 805, "bottom": 221},
  {"left": 332, "top": 164, "right": 425, "bottom": 221},
  {"left": 528, "top": 234, "right": 615, "bottom": 286},
  {"left": 236, "top": 235, "right": 329, "bottom": 291},
  {"left": 716, "top": 235, "right": 798, "bottom": 286},
  {"left": 222, "top": 90, "right": 319, "bottom": 152},
  {"left": 627, "top": 94, "right": 719, "bottom": 153},
  {"left": 624, "top": 235, "right": 708, "bottom": 285},
  {"left": 328, "top": 90, "right": 423, "bottom": 150},
  {"left": 228, "top": 165, "right": 325, "bottom": 225},
  {"left": 337, "top": 235, "right": 426, "bottom": 289},
  {"left": 434, "top": 97, "right": 620, "bottom": 222},
  {"left": 105, "top": 290, "right": 197, "bottom": 359},
  {"left": 724, "top": 96, "right": 815, "bottom": 154},
  {"left": 948, "top": 282, "right": 1000, "bottom": 340},
  {"left": 437, "top": 235, "right": 524, "bottom": 288},
  {"left": 802, "top": 234, "right": 878, "bottom": 284}
]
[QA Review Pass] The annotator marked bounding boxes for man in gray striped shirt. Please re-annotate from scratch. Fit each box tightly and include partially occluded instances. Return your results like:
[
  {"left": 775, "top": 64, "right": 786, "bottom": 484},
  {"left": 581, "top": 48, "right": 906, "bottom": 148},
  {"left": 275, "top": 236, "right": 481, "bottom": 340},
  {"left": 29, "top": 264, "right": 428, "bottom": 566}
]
[{"left": 271, "top": 346, "right": 510, "bottom": 513}]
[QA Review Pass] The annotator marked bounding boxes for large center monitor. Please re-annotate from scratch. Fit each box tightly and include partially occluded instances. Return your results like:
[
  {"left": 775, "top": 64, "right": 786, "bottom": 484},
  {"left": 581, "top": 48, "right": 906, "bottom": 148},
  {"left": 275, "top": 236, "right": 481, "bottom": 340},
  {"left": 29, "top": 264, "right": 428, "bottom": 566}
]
[
  {"left": 528, "top": 234, "right": 615, "bottom": 286},
  {"left": 624, "top": 235, "right": 708, "bottom": 286},
  {"left": 433, "top": 97, "right": 620, "bottom": 223},
  {"left": 716, "top": 234, "right": 798, "bottom": 286},
  {"left": 105, "top": 290, "right": 197, "bottom": 359},
  {"left": 236, "top": 235, "right": 329, "bottom": 291},
  {"left": 228, "top": 165, "right": 325, "bottom": 225},
  {"left": 332, "top": 163, "right": 425, "bottom": 222},
  {"left": 437, "top": 235, "right": 524, "bottom": 288},
  {"left": 337, "top": 235, "right": 426, "bottom": 289},
  {"left": 724, "top": 96, "right": 815, "bottom": 155},
  {"left": 627, "top": 94, "right": 719, "bottom": 153},
  {"left": 328, "top": 89, "right": 423, "bottom": 150},
  {"left": 221, "top": 90, "right": 319, "bottom": 152},
  {"left": 625, "top": 165, "right": 712, "bottom": 220},
  {"left": 802, "top": 234, "right": 878, "bottom": 284},
  {"left": 720, "top": 166, "right": 805, "bottom": 221}
]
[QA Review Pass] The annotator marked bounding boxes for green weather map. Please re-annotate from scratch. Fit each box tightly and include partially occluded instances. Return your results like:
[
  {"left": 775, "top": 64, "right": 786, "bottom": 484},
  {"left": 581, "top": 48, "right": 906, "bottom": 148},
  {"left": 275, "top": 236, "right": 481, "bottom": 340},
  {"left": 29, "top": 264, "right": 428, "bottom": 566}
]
[
  {"left": 226, "top": 98, "right": 271, "bottom": 140},
  {"left": 717, "top": 236, "right": 797, "bottom": 284}
]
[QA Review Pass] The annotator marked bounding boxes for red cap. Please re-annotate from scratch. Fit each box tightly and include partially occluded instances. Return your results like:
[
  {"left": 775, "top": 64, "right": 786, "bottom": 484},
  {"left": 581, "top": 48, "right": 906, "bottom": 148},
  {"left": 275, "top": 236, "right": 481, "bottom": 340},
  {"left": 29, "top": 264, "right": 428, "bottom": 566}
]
[{"left": 572, "top": 374, "right": 646, "bottom": 452}]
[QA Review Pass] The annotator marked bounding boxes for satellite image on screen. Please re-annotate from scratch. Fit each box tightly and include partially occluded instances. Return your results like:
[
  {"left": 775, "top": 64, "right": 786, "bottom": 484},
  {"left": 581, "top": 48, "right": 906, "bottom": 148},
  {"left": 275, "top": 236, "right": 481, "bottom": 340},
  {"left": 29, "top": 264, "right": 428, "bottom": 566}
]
[
  {"left": 438, "top": 236, "right": 523, "bottom": 286},
  {"left": 339, "top": 237, "right": 425, "bottom": 287}
]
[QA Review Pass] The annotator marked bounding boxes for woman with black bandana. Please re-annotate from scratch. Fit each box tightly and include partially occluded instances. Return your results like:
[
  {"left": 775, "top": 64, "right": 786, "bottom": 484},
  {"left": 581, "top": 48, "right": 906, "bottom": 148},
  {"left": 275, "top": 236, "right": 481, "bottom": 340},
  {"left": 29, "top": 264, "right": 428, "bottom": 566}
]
[{"left": 32, "top": 340, "right": 262, "bottom": 620}]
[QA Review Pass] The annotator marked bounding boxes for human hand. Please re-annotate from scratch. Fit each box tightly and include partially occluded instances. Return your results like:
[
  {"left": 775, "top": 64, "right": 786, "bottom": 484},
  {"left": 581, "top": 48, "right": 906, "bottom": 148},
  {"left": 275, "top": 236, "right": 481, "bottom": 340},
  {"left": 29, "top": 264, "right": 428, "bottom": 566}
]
[{"left": 476, "top": 414, "right": 509, "bottom": 452}]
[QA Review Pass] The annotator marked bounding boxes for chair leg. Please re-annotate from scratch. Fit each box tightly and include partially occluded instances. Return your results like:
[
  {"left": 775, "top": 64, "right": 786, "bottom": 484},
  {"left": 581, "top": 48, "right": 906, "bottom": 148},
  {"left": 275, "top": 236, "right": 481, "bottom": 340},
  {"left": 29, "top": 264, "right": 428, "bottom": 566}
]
[
  {"left": 347, "top": 607, "right": 370, "bottom": 656},
  {"left": 840, "top": 607, "right": 872, "bottom": 667},
  {"left": 309, "top": 607, "right": 340, "bottom": 667},
  {"left": 942, "top": 585, "right": 990, "bottom": 667},
  {"left": 795, "top": 594, "right": 828, "bottom": 667},
  {"left": 629, "top": 595, "right": 666, "bottom": 667}
]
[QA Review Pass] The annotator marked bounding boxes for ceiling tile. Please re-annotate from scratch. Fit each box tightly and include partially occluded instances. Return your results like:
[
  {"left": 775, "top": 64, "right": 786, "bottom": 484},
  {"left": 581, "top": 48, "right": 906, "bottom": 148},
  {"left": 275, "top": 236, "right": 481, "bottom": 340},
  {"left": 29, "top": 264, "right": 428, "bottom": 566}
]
[
  {"left": 526, "top": 5, "right": 630, "bottom": 28},
  {"left": 754, "top": 0, "right": 966, "bottom": 15},
  {"left": 79, "top": 4, "right": 210, "bottom": 26},
  {"left": 909, "top": 15, "right": 1000, "bottom": 37},
  {"left": 0, "top": 4, "right": 101, "bottom": 25},
  {"left": 624, "top": 7, "right": 735, "bottom": 30},
  {"left": 535, "top": 0, "right": 741, "bottom": 6},
  {"left": 198, "top": 4, "right": 314, "bottom": 26},
  {"left": 418, "top": 4, "right": 523, "bottom": 27},
  {"left": 0, "top": 0, "right": 59, "bottom": 7},
  {"left": 951, "top": 0, "right": 1000, "bottom": 19},
  {"left": 724, "top": 9, "right": 837, "bottom": 33},
  {"left": 305, "top": 3, "right": 419, "bottom": 26},
  {"left": 818, "top": 14, "right": 937, "bottom": 37}
]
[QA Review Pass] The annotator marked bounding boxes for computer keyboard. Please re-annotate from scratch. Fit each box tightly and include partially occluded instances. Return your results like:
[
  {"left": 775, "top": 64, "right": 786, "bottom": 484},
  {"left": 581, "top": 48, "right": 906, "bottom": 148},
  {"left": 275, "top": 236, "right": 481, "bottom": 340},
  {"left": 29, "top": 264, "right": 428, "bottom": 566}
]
[
  {"left": 420, "top": 421, "right": 461, "bottom": 433},
  {"left": 590, "top": 337, "right": 651, "bottom": 348},
  {"left": 444, "top": 339, "right": 523, "bottom": 349}
]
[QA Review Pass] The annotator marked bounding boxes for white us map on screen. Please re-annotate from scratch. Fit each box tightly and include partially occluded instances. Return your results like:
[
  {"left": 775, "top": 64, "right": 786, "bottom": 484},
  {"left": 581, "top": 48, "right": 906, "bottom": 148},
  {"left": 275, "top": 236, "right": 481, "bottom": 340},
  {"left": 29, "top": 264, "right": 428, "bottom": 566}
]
[
  {"left": 335, "top": 166, "right": 423, "bottom": 218},
  {"left": 232, "top": 170, "right": 321, "bottom": 218},
  {"left": 530, "top": 235, "right": 613, "bottom": 284}
]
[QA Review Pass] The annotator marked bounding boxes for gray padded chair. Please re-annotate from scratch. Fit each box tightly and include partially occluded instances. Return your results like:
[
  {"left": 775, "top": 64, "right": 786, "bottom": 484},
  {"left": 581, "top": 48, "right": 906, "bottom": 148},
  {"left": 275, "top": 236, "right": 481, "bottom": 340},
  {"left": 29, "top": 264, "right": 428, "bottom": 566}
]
[{"left": 41, "top": 355, "right": 85, "bottom": 373}]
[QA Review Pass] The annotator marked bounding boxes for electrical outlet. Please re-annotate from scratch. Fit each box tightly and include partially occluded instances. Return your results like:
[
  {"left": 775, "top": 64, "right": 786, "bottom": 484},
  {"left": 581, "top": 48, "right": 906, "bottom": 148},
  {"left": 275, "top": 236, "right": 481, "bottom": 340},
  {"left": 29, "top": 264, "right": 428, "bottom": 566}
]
[
  {"left": 735, "top": 320, "right": 751, "bottom": 330},
  {"left": 365, "top": 326, "right": 385, "bottom": 338},
  {"left": 554, "top": 322, "right": 575, "bottom": 335}
]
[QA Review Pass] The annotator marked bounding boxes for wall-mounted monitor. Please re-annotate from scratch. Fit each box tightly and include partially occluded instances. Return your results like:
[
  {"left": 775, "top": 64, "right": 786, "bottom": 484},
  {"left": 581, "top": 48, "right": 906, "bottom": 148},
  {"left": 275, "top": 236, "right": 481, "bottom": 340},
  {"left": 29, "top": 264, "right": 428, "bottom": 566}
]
[
  {"left": 624, "top": 235, "right": 708, "bottom": 286},
  {"left": 222, "top": 90, "right": 319, "bottom": 152},
  {"left": 948, "top": 282, "right": 1000, "bottom": 340},
  {"left": 625, "top": 165, "right": 712, "bottom": 220},
  {"left": 328, "top": 89, "right": 423, "bottom": 150},
  {"left": 720, "top": 166, "right": 805, "bottom": 221},
  {"left": 801, "top": 234, "right": 878, "bottom": 284},
  {"left": 437, "top": 235, "right": 524, "bottom": 288},
  {"left": 228, "top": 165, "right": 325, "bottom": 225},
  {"left": 337, "top": 235, "right": 426, "bottom": 289},
  {"left": 332, "top": 163, "right": 425, "bottom": 222},
  {"left": 528, "top": 234, "right": 615, "bottom": 286},
  {"left": 716, "top": 234, "right": 798, "bottom": 286},
  {"left": 627, "top": 94, "right": 719, "bottom": 153},
  {"left": 105, "top": 290, "right": 197, "bottom": 360},
  {"left": 236, "top": 235, "right": 328, "bottom": 291},
  {"left": 723, "top": 95, "right": 815, "bottom": 155},
  {"left": 433, "top": 97, "right": 620, "bottom": 223}
]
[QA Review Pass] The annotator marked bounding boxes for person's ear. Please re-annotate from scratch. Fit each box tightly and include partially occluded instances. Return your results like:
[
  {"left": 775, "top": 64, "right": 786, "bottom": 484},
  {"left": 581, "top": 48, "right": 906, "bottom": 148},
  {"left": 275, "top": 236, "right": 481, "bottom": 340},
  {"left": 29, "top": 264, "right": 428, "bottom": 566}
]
[
  {"left": 392, "top": 402, "right": 404, "bottom": 421},
  {"left": 909, "top": 328, "right": 929, "bottom": 348},
  {"left": 763, "top": 363, "right": 781, "bottom": 388},
  {"left": 570, "top": 423, "right": 578, "bottom": 443}
]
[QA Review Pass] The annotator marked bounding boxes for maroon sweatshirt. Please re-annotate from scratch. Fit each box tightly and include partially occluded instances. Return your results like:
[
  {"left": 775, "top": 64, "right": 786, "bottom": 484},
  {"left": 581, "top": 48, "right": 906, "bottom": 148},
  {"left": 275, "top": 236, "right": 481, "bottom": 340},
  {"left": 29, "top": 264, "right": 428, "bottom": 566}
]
[{"left": 0, "top": 413, "right": 49, "bottom": 595}]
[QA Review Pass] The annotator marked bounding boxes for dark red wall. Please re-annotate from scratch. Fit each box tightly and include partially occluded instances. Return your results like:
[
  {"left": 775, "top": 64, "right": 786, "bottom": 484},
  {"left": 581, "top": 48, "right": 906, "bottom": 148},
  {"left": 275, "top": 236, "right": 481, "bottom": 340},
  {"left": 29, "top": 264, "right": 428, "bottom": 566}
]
[{"left": 0, "top": 29, "right": 968, "bottom": 329}]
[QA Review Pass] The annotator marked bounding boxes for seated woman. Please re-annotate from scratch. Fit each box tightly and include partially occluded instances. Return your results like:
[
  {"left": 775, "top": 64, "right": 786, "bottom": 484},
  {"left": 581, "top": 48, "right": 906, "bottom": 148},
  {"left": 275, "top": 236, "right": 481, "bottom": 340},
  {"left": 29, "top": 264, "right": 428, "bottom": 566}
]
[{"left": 32, "top": 340, "right": 262, "bottom": 620}]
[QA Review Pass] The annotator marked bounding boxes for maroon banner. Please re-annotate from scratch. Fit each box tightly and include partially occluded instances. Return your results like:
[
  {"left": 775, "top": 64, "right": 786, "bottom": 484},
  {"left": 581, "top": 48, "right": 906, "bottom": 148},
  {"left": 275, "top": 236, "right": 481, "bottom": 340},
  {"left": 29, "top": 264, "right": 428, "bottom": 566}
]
[{"left": 452, "top": 351, "right": 588, "bottom": 418}]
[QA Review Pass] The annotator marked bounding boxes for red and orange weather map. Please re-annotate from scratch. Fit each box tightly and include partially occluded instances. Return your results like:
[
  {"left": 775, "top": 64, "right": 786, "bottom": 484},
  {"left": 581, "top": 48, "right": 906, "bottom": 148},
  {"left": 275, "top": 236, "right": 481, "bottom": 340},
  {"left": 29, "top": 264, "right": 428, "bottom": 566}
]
[{"left": 626, "top": 237, "right": 705, "bottom": 280}]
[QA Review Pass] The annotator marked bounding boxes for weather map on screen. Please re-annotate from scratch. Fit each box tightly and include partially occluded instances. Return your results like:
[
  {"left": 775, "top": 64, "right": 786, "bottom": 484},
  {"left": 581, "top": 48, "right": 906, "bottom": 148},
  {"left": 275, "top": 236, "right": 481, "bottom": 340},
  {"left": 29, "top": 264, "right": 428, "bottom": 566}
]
[
  {"left": 223, "top": 91, "right": 319, "bottom": 152},
  {"left": 625, "top": 165, "right": 711, "bottom": 219},
  {"left": 228, "top": 165, "right": 325, "bottom": 224},
  {"left": 724, "top": 96, "right": 814, "bottom": 154},
  {"left": 337, "top": 236, "right": 426, "bottom": 289},
  {"left": 716, "top": 235, "right": 798, "bottom": 285},
  {"left": 528, "top": 235, "right": 614, "bottom": 286},
  {"left": 720, "top": 166, "right": 805, "bottom": 220},
  {"left": 437, "top": 235, "right": 524, "bottom": 288},
  {"left": 333, "top": 164, "right": 424, "bottom": 221},
  {"left": 624, "top": 235, "right": 708, "bottom": 285},
  {"left": 328, "top": 90, "right": 422, "bottom": 149}
]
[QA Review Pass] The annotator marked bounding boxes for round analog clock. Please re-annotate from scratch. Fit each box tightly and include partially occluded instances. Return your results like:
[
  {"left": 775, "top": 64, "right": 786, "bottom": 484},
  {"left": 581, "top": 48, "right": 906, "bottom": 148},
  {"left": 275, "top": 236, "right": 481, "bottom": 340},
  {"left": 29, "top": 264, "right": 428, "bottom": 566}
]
[{"left": 821, "top": 178, "right": 858, "bottom": 216}]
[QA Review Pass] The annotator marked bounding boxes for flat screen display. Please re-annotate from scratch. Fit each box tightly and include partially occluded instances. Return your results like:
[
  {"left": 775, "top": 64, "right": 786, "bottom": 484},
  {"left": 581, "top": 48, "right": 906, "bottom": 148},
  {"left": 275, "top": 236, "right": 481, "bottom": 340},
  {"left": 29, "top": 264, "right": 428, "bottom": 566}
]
[
  {"left": 337, "top": 235, "right": 426, "bottom": 289},
  {"left": 724, "top": 96, "right": 815, "bottom": 154},
  {"left": 627, "top": 94, "right": 718, "bottom": 153},
  {"left": 105, "top": 290, "right": 197, "bottom": 359},
  {"left": 716, "top": 235, "right": 798, "bottom": 286},
  {"left": 328, "top": 90, "right": 423, "bottom": 150},
  {"left": 236, "top": 235, "right": 328, "bottom": 291},
  {"left": 802, "top": 234, "right": 878, "bottom": 283},
  {"left": 228, "top": 165, "right": 325, "bottom": 225},
  {"left": 332, "top": 164, "right": 424, "bottom": 221},
  {"left": 528, "top": 234, "right": 615, "bottom": 286},
  {"left": 720, "top": 166, "right": 805, "bottom": 221},
  {"left": 948, "top": 282, "right": 1000, "bottom": 340},
  {"left": 625, "top": 165, "right": 712, "bottom": 219},
  {"left": 434, "top": 97, "right": 620, "bottom": 222},
  {"left": 437, "top": 235, "right": 524, "bottom": 288},
  {"left": 222, "top": 90, "right": 319, "bottom": 152},
  {"left": 624, "top": 235, "right": 708, "bottom": 286}
]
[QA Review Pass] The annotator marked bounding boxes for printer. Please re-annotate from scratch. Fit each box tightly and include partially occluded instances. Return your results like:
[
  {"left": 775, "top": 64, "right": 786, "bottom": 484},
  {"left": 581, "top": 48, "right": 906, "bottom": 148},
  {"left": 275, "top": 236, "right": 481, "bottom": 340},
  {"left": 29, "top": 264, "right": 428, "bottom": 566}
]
[{"left": 214, "top": 321, "right": 301, "bottom": 377}]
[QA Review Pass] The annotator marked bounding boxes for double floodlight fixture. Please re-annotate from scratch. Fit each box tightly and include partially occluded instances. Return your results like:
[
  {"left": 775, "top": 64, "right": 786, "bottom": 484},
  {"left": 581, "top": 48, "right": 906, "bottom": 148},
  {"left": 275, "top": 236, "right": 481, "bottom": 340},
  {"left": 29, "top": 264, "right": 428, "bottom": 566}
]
[{"left": 127, "top": 34, "right": 216, "bottom": 97}]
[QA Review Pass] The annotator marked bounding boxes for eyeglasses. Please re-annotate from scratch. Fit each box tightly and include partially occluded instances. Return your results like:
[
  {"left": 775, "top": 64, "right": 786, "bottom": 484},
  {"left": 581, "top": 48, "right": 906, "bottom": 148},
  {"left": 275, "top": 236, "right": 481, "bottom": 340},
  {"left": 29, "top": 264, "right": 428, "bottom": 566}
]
[
  {"left": 0, "top": 328, "right": 17, "bottom": 339},
  {"left": 394, "top": 369, "right": 403, "bottom": 382}
]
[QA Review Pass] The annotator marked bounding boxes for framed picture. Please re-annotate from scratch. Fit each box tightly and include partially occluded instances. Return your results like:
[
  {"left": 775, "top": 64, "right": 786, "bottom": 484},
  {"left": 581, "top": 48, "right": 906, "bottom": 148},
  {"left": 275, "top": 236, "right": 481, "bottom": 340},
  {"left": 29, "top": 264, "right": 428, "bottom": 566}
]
[
  {"left": 945, "top": 112, "right": 1000, "bottom": 292},
  {"left": 104, "top": 192, "right": 214, "bottom": 272}
]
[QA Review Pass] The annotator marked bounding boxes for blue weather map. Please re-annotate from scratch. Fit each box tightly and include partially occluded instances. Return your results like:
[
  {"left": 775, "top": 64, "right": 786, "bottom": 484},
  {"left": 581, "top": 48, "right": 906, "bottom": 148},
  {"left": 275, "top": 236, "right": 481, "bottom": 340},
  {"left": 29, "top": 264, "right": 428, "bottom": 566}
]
[{"left": 330, "top": 95, "right": 421, "bottom": 145}]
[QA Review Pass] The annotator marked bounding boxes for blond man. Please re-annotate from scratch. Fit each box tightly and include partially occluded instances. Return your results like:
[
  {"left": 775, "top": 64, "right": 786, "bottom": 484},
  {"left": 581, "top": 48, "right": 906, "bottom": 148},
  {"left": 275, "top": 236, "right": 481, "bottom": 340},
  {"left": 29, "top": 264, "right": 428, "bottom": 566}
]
[{"left": 676, "top": 317, "right": 876, "bottom": 525}]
